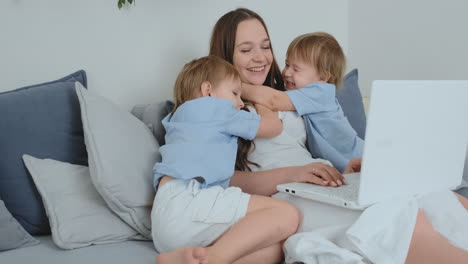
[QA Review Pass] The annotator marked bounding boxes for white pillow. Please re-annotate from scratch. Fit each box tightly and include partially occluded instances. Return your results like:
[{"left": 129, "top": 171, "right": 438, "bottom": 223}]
[
  {"left": 22, "top": 155, "right": 141, "bottom": 249},
  {"left": 75, "top": 83, "right": 160, "bottom": 239}
]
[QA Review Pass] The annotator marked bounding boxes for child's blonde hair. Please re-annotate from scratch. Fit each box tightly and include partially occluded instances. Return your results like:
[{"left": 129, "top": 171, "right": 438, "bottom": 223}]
[
  {"left": 173, "top": 55, "right": 240, "bottom": 112},
  {"left": 286, "top": 32, "right": 346, "bottom": 89}
]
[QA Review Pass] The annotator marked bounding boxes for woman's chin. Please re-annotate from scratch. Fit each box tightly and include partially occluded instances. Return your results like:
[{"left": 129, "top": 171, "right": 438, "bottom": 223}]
[{"left": 245, "top": 75, "right": 267, "bottom": 86}]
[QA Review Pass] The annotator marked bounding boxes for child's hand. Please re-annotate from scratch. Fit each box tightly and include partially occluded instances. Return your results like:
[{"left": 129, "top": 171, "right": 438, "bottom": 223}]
[
  {"left": 294, "top": 162, "right": 345, "bottom": 187},
  {"left": 254, "top": 104, "right": 282, "bottom": 138},
  {"left": 344, "top": 158, "right": 362, "bottom": 174}
]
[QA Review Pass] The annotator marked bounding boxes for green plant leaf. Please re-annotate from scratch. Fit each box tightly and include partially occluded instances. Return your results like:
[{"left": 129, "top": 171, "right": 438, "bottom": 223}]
[{"left": 118, "top": 0, "right": 135, "bottom": 9}]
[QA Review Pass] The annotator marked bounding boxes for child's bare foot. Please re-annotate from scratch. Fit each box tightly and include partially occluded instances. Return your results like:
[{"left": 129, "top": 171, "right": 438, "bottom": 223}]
[{"left": 157, "top": 247, "right": 207, "bottom": 264}]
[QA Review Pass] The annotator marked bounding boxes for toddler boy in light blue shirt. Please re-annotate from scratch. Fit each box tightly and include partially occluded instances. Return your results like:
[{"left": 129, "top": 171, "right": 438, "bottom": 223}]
[
  {"left": 241, "top": 32, "right": 364, "bottom": 172},
  {"left": 153, "top": 96, "right": 260, "bottom": 189},
  {"left": 152, "top": 56, "right": 299, "bottom": 264}
]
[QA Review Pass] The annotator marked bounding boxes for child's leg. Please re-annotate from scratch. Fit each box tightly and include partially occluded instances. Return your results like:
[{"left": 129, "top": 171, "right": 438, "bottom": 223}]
[
  {"left": 158, "top": 195, "right": 300, "bottom": 264},
  {"left": 232, "top": 243, "right": 283, "bottom": 264},
  {"left": 157, "top": 247, "right": 208, "bottom": 264},
  {"left": 205, "top": 195, "right": 300, "bottom": 263},
  {"left": 405, "top": 210, "right": 468, "bottom": 264}
]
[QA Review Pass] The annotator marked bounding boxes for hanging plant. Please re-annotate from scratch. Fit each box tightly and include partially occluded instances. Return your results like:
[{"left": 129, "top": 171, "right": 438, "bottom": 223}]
[{"left": 118, "top": 0, "right": 135, "bottom": 9}]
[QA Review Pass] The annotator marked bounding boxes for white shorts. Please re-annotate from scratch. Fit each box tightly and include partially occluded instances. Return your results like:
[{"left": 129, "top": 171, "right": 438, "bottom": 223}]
[{"left": 151, "top": 179, "right": 250, "bottom": 253}]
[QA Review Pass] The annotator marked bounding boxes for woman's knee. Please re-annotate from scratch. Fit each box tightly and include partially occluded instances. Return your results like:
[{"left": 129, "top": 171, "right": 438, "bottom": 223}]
[{"left": 412, "top": 210, "right": 434, "bottom": 239}]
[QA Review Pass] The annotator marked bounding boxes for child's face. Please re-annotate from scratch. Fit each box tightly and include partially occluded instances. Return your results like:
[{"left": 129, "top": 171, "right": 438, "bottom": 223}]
[
  {"left": 232, "top": 19, "right": 273, "bottom": 85},
  {"left": 211, "top": 78, "right": 245, "bottom": 110},
  {"left": 282, "top": 56, "right": 322, "bottom": 90}
]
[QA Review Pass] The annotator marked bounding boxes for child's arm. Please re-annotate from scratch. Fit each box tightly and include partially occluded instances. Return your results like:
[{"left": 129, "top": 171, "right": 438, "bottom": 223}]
[
  {"left": 343, "top": 158, "right": 362, "bottom": 174},
  {"left": 255, "top": 104, "right": 282, "bottom": 138},
  {"left": 242, "top": 83, "right": 295, "bottom": 111}
]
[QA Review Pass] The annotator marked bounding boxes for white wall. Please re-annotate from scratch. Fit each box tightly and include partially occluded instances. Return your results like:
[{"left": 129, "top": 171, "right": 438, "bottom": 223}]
[
  {"left": 0, "top": 0, "right": 348, "bottom": 109},
  {"left": 348, "top": 0, "right": 468, "bottom": 96}
]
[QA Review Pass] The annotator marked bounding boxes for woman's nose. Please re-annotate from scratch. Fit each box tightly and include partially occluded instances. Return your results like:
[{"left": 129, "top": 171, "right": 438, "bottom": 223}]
[{"left": 252, "top": 49, "right": 265, "bottom": 62}]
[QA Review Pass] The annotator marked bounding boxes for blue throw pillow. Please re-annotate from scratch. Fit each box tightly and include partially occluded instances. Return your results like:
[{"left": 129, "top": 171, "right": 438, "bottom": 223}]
[
  {"left": 336, "top": 69, "right": 367, "bottom": 139},
  {"left": 0, "top": 70, "right": 88, "bottom": 235}
]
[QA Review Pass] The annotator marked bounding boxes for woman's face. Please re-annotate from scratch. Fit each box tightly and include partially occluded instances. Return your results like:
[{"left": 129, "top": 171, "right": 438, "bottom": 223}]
[{"left": 232, "top": 19, "right": 273, "bottom": 85}]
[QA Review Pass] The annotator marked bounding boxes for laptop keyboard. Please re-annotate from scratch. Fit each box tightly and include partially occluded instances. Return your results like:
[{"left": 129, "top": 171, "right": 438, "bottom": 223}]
[{"left": 293, "top": 173, "right": 361, "bottom": 202}]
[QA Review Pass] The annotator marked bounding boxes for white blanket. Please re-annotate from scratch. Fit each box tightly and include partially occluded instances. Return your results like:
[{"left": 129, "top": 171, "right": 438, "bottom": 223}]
[{"left": 284, "top": 191, "right": 468, "bottom": 264}]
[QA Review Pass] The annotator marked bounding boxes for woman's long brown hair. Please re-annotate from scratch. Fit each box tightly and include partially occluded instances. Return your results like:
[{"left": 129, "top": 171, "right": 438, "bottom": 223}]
[{"left": 210, "top": 8, "right": 284, "bottom": 171}]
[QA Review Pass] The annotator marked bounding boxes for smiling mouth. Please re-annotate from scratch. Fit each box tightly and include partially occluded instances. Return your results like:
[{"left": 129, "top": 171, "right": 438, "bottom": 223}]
[
  {"left": 248, "top": 66, "right": 265, "bottom": 72},
  {"left": 285, "top": 80, "right": 295, "bottom": 87}
]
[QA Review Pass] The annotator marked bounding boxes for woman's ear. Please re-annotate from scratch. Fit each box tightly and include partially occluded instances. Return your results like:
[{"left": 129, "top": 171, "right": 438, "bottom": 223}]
[{"left": 200, "top": 81, "right": 212, "bottom": 97}]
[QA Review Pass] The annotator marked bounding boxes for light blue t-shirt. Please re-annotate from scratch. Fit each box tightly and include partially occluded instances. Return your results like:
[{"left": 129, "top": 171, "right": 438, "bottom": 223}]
[
  {"left": 153, "top": 97, "right": 260, "bottom": 189},
  {"left": 286, "top": 82, "right": 364, "bottom": 172}
]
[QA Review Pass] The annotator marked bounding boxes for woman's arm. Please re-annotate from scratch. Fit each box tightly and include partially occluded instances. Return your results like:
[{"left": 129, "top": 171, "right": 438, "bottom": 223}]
[
  {"left": 242, "top": 83, "right": 295, "bottom": 111},
  {"left": 255, "top": 104, "right": 282, "bottom": 138},
  {"left": 230, "top": 162, "right": 345, "bottom": 196}
]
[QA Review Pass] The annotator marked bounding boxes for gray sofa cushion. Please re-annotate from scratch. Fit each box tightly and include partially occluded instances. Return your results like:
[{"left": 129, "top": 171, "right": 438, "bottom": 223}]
[
  {"left": 0, "top": 236, "right": 155, "bottom": 264},
  {"left": 22, "top": 155, "right": 141, "bottom": 249},
  {"left": 131, "top": 100, "right": 174, "bottom": 146},
  {"left": 0, "top": 200, "right": 39, "bottom": 251},
  {"left": 76, "top": 83, "right": 160, "bottom": 239},
  {"left": 0, "top": 70, "right": 88, "bottom": 235}
]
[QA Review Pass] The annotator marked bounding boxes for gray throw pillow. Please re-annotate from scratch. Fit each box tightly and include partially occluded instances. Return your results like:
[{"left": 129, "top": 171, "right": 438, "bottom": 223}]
[
  {"left": 22, "top": 155, "right": 141, "bottom": 249},
  {"left": 0, "top": 70, "right": 88, "bottom": 235},
  {"left": 336, "top": 69, "right": 367, "bottom": 139},
  {"left": 131, "top": 100, "right": 174, "bottom": 146},
  {"left": 76, "top": 83, "right": 160, "bottom": 239},
  {"left": 0, "top": 200, "right": 39, "bottom": 251}
]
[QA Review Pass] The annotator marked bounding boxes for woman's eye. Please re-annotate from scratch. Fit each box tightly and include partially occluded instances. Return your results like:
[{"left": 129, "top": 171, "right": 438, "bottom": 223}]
[
  {"left": 233, "top": 92, "right": 238, "bottom": 96},
  {"left": 241, "top": 50, "right": 250, "bottom": 53},
  {"left": 262, "top": 45, "right": 271, "bottom": 50}
]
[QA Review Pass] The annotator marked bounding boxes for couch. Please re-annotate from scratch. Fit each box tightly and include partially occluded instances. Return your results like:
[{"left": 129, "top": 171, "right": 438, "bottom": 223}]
[{"left": 1, "top": 69, "right": 467, "bottom": 264}]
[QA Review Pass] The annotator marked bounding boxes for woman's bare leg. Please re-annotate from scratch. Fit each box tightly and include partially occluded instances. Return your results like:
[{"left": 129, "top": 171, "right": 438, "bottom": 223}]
[
  {"left": 405, "top": 210, "right": 468, "bottom": 264},
  {"left": 455, "top": 193, "right": 468, "bottom": 209}
]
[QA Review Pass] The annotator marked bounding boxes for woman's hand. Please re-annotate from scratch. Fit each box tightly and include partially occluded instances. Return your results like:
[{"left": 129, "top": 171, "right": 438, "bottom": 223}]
[
  {"left": 293, "top": 162, "right": 345, "bottom": 187},
  {"left": 344, "top": 158, "right": 362, "bottom": 174}
]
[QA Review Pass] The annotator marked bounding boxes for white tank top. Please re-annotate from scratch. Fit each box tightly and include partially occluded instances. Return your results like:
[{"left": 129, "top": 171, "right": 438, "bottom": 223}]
[{"left": 247, "top": 107, "right": 331, "bottom": 171}]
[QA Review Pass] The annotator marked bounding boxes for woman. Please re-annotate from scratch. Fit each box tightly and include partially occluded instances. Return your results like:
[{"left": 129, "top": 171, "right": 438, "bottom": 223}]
[
  {"left": 210, "top": 8, "right": 348, "bottom": 195},
  {"left": 209, "top": 7, "right": 468, "bottom": 264}
]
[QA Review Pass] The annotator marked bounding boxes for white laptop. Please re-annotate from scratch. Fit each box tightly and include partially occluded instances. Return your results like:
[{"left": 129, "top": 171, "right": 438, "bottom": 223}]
[{"left": 277, "top": 80, "right": 468, "bottom": 210}]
